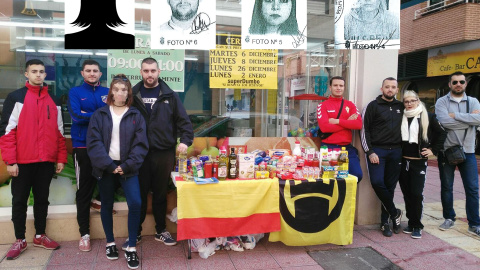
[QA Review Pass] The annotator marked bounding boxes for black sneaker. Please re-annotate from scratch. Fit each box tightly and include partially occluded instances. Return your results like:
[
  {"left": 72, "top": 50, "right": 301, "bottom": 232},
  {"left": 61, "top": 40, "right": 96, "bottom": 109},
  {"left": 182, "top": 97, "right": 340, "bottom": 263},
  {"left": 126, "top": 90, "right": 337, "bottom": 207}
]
[
  {"left": 106, "top": 245, "right": 119, "bottom": 260},
  {"left": 381, "top": 223, "right": 392, "bottom": 237},
  {"left": 411, "top": 228, "right": 422, "bottom": 239},
  {"left": 125, "top": 250, "right": 140, "bottom": 269},
  {"left": 122, "top": 235, "right": 142, "bottom": 251},
  {"left": 403, "top": 226, "right": 413, "bottom": 234},
  {"left": 155, "top": 229, "right": 177, "bottom": 246},
  {"left": 392, "top": 209, "right": 402, "bottom": 234}
]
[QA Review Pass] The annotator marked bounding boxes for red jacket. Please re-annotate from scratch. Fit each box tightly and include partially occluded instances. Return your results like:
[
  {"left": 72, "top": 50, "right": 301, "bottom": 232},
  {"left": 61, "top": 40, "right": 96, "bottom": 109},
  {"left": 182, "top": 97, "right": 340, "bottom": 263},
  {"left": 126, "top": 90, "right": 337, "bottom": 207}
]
[
  {"left": 0, "top": 82, "right": 67, "bottom": 165},
  {"left": 317, "top": 96, "right": 362, "bottom": 145}
]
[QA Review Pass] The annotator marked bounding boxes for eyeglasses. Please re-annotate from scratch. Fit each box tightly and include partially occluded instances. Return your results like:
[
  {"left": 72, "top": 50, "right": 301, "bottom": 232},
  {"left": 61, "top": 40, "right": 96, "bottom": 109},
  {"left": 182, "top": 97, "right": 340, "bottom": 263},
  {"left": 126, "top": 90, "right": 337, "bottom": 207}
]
[
  {"left": 403, "top": 99, "right": 418, "bottom": 105},
  {"left": 452, "top": 80, "right": 466, "bottom": 85},
  {"left": 113, "top": 75, "right": 128, "bottom": 82}
]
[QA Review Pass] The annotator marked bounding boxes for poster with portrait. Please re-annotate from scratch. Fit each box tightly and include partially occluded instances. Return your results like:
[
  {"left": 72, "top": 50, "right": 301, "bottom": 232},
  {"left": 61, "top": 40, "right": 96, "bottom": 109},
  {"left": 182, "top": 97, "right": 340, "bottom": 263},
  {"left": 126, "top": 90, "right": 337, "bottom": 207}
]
[
  {"left": 334, "top": 0, "right": 400, "bottom": 50},
  {"left": 151, "top": 0, "right": 216, "bottom": 50},
  {"left": 241, "top": 0, "right": 307, "bottom": 50},
  {"left": 64, "top": 0, "right": 135, "bottom": 49}
]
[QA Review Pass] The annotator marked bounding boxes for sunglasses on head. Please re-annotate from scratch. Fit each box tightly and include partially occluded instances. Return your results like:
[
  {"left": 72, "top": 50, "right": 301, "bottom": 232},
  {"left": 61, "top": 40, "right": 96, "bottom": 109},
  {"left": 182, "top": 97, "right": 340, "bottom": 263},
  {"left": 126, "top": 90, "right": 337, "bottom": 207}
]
[
  {"left": 113, "top": 75, "right": 128, "bottom": 82},
  {"left": 452, "top": 80, "right": 465, "bottom": 85}
]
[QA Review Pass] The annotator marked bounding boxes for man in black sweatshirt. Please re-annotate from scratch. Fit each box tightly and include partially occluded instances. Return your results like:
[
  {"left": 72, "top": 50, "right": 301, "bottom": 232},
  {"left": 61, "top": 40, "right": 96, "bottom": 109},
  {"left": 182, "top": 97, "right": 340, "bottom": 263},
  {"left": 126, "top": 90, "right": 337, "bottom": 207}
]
[
  {"left": 122, "top": 57, "right": 193, "bottom": 250},
  {"left": 361, "top": 77, "right": 404, "bottom": 237}
]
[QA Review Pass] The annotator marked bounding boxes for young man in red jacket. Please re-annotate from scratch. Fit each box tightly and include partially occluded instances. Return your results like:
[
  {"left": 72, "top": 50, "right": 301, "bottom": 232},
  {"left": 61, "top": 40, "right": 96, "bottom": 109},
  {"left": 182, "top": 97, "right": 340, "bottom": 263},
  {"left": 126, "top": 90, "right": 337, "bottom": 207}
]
[
  {"left": 317, "top": 76, "right": 363, "bottom": 182},
  {"left": 0, "top": 59, "right": 67, "bottom": 260}
]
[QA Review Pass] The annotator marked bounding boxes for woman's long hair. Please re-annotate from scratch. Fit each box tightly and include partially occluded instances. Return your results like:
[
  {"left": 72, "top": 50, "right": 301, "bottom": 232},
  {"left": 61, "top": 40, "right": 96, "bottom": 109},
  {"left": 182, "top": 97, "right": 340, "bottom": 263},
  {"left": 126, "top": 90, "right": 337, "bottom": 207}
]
[
  {"left": 404, "top": 90, "right": 429, "bottom": 142},
  {"left": 71, "top": 0, "right": 126, "bottom": 28},
  {"left": 249, "top": 0, "right": 299, "bottom": 35}
]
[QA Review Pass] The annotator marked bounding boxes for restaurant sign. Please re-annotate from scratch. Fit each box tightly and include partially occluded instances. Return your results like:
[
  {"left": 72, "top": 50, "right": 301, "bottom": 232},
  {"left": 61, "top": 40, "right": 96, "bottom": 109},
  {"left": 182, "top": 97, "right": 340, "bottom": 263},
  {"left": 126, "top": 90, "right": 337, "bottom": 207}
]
[{"left": 427, "top": 40, "right": 480, "bottom": 77}]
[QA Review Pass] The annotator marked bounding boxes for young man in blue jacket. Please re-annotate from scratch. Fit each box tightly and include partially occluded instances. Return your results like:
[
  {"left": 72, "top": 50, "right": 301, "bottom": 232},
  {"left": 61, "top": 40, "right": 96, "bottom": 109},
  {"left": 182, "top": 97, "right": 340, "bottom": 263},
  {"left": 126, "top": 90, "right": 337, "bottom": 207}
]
[
  {"left": 124, "top": 57, "right": 193, "bottom": 249},
  {"left": 68, "top": 60, "right": 109, "bottom": 252}
]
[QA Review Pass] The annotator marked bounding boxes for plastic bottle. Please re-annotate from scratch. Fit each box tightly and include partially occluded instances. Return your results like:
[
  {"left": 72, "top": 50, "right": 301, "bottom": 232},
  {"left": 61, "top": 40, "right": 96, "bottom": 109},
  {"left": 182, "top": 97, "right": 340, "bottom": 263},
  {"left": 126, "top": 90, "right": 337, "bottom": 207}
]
[
  {"left": 198, "top": 241, "right": 217, "bottom": 259},
  {"left": 218, "top": 149, "right": 228, "bottom": 180},
  {"left": 292, "top": 141, "right": 302, "bottom": 157}
]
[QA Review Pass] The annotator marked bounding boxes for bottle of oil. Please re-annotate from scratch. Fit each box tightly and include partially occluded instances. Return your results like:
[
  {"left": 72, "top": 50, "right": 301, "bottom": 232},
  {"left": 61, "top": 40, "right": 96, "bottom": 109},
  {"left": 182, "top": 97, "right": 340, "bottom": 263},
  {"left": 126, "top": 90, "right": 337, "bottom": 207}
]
[
  {"left": 338, "top": 147, "right": 349, "bottom": 178},
  {"left": 228, "top": 147, "right": 237, "bottom": 179},
  {"left": 178, "top": 152, "right": 187, "bottom": 176},
  {"left": 218, "top": 149, "right": 228, "bottom": 180}
]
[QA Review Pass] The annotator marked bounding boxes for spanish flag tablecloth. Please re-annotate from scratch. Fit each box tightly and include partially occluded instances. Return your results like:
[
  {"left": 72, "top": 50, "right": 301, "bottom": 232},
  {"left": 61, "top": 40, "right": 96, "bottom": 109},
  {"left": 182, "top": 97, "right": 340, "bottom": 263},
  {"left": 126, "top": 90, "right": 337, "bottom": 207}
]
[
  {"left": 269, "top": 176, "right": 357, "bottom": 246},
  {"left": 176, "top": 177, "right": 280, "bottom": 241}
]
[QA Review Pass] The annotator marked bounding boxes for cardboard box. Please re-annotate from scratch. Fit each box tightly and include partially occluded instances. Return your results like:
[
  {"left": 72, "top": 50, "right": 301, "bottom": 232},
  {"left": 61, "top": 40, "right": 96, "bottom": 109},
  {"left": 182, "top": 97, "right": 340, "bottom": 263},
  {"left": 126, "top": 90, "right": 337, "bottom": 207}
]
[{"left": 238, "top": 154, "right": 255, "bottom": 179}]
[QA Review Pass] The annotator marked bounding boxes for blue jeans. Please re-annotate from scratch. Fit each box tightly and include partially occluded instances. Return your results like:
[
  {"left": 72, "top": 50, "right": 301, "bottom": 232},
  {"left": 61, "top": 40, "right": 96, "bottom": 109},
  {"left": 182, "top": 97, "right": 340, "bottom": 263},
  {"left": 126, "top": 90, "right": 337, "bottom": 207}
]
[
  {"left": 438, "top": 152, "right": 480, "bottom": 227},
  {"left": 367, "top": 147, "right": 402, "bottom": 224},
  {"left": 98, "top": 172, "right": 141, "bottom": 247},
  {"left": 321, "top": 143, "right": 363, "bottom": 182}
]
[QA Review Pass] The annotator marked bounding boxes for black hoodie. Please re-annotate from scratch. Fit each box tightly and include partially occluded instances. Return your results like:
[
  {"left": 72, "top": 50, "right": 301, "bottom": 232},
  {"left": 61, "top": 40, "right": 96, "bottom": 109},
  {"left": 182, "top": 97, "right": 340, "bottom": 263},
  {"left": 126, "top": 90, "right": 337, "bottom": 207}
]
[{"left": 132, "top": 79, "right": 193, "bottom": 151}]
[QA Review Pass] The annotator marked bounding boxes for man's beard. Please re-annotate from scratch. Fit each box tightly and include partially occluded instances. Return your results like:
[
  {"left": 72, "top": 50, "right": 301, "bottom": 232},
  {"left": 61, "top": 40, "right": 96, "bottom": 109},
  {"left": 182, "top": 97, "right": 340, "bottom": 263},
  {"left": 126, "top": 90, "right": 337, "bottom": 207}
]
[
  {"left": 172, "top": 7, "right": 197, "bottom": 21},
  {"left": 451, "top": 88, "right": 465, "bottom": 96},
  {"left": 382, "top": 93, "right": 395, "bottom": 100}
]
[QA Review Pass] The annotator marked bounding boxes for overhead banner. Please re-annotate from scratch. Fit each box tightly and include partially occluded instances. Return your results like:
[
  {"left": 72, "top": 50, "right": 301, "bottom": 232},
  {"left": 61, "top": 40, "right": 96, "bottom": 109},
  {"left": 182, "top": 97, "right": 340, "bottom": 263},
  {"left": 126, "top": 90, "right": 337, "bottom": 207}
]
[
  {"left": 427, "top": 40, "right": 480, "bottom": 77},
  {"left": 210, "top": 34, "right": 278, "bottom": 89},
  {"left": 151, "top": 0, "right": 216, "bottom": 50},
  {"left": 107, "top": 35, "right": 185, "bottom": 92},
  {"left": 241, "top": 0, "right": 307, "bottom": 50},
  {"left": 269, "top": 177, "right": 357, "bottom": 246},
  {"left": 65, "top": 0, "right": 135, "bottom": 49},
  {"left": 334, "top": 0, "right": 400, "bottom": 50}
]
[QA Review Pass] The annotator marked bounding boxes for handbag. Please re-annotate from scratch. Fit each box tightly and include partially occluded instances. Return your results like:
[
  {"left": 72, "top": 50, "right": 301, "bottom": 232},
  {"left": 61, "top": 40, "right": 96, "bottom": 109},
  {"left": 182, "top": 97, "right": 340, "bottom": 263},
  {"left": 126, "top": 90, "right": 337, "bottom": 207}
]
[
  {"left": 318, "top": 99, "right": 344, "bottom": 140},
  {"left": 444, "top": 97, "right": 469, "bottom": 166},
  {"left": 444, "top": 145, "right": 466, "bottom": 165}
]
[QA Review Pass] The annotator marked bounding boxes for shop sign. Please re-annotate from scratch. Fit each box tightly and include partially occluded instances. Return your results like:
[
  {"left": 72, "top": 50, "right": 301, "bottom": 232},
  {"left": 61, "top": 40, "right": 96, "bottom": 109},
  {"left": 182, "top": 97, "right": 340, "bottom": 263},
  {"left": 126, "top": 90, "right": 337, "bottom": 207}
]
[
  {"left": 427, "top": 40, "right": 480, "bottom": 77},
  {"left": 107, "top": 35, "right": 185, "bottom": 92},
  {"left": 241, "top": 0, "right": 307, "bottom": 49},
  {"left": 150, "top": 0, "right": 216, "bottom": 50},
  {"left": 209, "top": 34, "right": 278, "bottom": 89}
]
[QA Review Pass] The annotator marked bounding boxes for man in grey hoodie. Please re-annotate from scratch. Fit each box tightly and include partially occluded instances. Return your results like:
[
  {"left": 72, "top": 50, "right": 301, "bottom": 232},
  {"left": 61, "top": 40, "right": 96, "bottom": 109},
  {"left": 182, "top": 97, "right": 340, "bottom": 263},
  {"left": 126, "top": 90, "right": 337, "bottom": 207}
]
[{"left": 435, "top": 71, "right": 480, "bottom": 236}]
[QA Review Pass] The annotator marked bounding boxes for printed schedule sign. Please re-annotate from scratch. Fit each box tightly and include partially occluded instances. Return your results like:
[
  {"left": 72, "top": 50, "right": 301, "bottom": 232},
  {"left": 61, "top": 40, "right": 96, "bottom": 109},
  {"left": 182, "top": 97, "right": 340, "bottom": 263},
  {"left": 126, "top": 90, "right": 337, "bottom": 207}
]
[
  {"left": 107, "top": 35, "right": 185, "bottom": 92},
  {"left": 209, "top": 34, "right": 278, "bottom": 89}
]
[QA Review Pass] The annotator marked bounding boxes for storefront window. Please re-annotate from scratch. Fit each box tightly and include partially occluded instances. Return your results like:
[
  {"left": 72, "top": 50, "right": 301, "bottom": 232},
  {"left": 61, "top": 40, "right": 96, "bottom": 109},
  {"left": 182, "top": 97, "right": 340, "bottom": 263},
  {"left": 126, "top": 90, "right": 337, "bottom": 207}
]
[{"left": 0, "top": 0, "right": 348, "bottom": 206}]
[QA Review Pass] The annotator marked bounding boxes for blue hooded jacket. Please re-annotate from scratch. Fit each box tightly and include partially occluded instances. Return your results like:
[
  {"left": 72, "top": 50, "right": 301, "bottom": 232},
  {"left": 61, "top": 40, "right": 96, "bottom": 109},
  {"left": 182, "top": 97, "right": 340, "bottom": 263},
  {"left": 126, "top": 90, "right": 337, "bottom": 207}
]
[
  {"left": 68, "top": 81, "right": 109, "bottom": 148},
  {"left": 87, "top": 105, "right": 149, "bottom": 180}
]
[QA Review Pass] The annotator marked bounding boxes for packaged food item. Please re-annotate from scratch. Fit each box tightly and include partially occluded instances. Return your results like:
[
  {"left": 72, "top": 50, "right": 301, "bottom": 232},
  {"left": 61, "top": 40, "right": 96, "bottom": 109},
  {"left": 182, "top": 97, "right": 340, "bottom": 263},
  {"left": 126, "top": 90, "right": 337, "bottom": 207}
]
[
  {"left": 238, "top": 154, "right": 255, "bottom": 179},
  {"left": 255, "top": 171, "right": 270, "bottom": 179},
  {"left": 204, "top": 160, "right": 213, "bottom": 178},
  {"left": 268, "top": 149, "right": 291, "bottom": 157}
]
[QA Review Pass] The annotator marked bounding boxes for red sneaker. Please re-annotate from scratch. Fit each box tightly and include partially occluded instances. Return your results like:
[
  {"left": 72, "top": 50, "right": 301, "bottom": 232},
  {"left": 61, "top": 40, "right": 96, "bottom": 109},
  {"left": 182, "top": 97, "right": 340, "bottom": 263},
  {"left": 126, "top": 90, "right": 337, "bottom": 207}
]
[
  {"left": 6, "top": 239, "right": 27, "bottom": 260},
  {"left": 33, "top": 234, "right": 60, "bottom": 250}
]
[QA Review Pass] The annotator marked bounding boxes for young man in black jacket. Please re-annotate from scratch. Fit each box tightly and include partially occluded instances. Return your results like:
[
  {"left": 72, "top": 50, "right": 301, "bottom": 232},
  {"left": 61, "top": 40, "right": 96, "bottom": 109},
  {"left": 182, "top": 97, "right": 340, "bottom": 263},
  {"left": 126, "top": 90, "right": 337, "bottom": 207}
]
[
  {"left": 124, "top": 57, "right": 194, "bottom": 249},
  {"left": 361, "top": 77, "right": 404, "bottom": 237}
]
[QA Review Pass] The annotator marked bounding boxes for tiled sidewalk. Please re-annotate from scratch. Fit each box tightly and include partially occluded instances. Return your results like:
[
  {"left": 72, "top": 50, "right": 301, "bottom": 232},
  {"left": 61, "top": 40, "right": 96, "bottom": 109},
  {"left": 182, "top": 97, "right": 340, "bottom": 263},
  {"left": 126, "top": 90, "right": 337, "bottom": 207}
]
[{"left": 1, "top": 160, "right": 480, "bottom": 269}]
